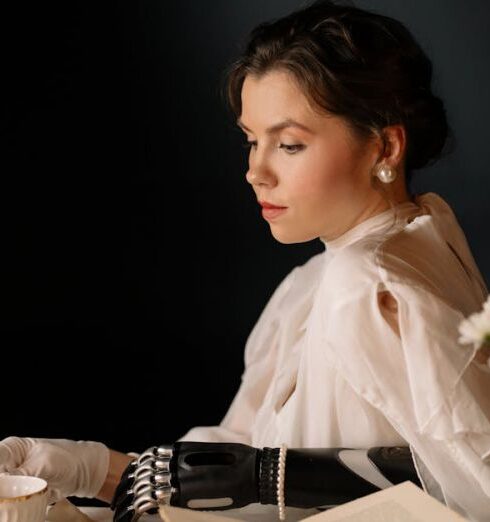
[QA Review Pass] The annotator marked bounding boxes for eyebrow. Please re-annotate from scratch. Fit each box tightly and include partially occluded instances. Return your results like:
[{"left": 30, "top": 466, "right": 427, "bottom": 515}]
[{"left": 236, "top": 117, "right": 314, "bottom": 135}]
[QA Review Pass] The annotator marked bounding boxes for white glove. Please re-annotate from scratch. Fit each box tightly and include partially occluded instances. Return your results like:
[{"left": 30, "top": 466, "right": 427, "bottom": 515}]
[{"left": 0, "top": 436, "right": 110, "bottom": 504}]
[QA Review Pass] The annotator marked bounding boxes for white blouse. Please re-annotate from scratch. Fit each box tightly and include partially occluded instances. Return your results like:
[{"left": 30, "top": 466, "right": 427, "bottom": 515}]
[{"left": 178, "top": 192, "right": 490, "bottom": 522}]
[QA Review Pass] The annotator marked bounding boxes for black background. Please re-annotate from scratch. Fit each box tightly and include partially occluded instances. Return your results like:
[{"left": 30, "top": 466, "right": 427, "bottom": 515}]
[{"left": 1, "top": 0, "right": 489, "bottom": 471}]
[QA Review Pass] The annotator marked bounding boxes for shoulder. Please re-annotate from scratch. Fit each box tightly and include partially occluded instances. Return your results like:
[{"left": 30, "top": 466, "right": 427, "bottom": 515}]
[
  {"left": 324, "top": 198, "right": 463, "bottom": 298},
  {"left": 376, "top": 211, "right": 471, "bottom": 305},
  {"left": 376, "top": 214, "right": 442, "bottom": 279},
  {"left": 376, "top": 192, "right": 473, "bottom": 288}
]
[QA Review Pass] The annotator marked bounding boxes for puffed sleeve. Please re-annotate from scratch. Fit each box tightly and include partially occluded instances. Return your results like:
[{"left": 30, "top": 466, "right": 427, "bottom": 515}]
[
  {"left": 177, "top": 267, "right": 298, "bottom": 444},
  {"left": 319, "top": 279, "right": 490, "bottom": 521}
]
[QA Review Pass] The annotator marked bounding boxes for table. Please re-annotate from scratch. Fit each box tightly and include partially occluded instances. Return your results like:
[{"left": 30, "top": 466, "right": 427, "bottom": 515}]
[
  {"left": 78, "top": 504, "right": 322, "bottom": 522},
  {"left": 80, "top": 507, "right": 159, "bottom": 521}
]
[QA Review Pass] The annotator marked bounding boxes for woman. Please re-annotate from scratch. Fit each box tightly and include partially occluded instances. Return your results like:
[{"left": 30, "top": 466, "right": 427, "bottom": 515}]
[{"left": 1, "top": 1, "right": 489, "bottom": 521}]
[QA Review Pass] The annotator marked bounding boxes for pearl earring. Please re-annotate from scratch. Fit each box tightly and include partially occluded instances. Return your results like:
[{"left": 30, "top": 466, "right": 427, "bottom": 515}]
[{"left": 374, "top": 164, "right": 397, "bottom": 183}]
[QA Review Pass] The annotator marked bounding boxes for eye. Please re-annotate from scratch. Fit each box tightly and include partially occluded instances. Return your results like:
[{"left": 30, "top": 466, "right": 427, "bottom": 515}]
[
  {"left": 242, "top": 141, "right": 305, "bottom": 154},
  {"left": 279, "top": 144, "right": 305, "bottom": 154}
]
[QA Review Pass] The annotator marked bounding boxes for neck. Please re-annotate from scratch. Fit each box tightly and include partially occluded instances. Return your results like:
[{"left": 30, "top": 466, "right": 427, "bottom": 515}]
[{"left": 321, "top": 192, "right": 414, "bottom": 243}]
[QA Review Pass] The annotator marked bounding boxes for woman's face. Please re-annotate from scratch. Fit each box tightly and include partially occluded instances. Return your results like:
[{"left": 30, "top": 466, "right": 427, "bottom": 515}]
[{"left": 238, "top": 69, "right": 389, "bottom": 244}]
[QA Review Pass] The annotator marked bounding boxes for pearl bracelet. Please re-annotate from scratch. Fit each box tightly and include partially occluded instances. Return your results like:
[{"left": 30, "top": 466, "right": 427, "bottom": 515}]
[{"left": 277, "top": 443, "right": 287, "bottom": 521}]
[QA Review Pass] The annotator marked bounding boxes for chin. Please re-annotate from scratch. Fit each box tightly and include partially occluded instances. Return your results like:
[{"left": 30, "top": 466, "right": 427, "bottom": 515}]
[{"left": 269, "top": 227, "right": 316, "bottom": 245}]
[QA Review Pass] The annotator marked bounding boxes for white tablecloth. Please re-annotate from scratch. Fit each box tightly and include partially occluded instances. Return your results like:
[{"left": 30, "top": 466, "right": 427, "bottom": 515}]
[{"left": 79, "top": 507, "right": 159, "bottom": 521}]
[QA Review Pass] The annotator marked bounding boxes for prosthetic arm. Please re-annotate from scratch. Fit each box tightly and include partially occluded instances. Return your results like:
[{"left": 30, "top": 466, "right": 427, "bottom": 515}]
[{"left": 111, "top": 441, "right": 423, "bottom": 522}]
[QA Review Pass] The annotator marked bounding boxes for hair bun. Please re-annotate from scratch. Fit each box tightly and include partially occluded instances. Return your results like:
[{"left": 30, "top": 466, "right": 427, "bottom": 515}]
[{"left": 404, "top": 92, "right": 451, "bottom": 171}]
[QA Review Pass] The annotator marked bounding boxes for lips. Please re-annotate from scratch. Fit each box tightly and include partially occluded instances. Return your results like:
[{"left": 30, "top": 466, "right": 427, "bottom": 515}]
[
  {"left": 259, "top": 201, "right": 287, "bottom": 209},
  {"left": 257, "top": 200, "right": 288, "bottom": 221}
]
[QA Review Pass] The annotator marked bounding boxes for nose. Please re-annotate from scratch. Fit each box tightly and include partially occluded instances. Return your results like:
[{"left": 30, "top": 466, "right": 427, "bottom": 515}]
[{"left": 245, "top": 157, "right": 277, "bottom": 188}]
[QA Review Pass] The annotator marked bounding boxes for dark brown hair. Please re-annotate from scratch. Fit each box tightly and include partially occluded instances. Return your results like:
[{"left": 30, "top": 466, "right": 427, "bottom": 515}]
[{"left": 221, "top": 0, "right": 454, "bottom": 186}]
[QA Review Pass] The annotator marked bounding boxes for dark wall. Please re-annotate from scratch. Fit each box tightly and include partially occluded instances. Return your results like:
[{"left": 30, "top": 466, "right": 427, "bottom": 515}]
[{"left": 1, "top": 0, "right": 489, "bottom": 457}]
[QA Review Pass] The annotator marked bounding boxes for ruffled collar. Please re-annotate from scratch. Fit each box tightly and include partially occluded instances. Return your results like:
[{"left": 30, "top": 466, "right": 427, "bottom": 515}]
[{"left": 319, "top": 195, "right": 430, "bottom": 254}]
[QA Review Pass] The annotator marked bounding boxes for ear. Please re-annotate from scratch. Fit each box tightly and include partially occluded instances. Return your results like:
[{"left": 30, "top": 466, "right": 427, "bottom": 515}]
[{"left": 378, "top": 124, "right": 407, "bottom": 170}]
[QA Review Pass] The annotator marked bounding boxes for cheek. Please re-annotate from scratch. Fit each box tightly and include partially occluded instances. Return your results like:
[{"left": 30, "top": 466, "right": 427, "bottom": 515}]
[
  {"left": 290, "top": 160, "right": 351, "bottom": 203},
  {"left": 283, "top": 141, "right": 361, "bottom": 206},
  {"left": 318, "top": 145, "right": 359, "bottom": 184}
]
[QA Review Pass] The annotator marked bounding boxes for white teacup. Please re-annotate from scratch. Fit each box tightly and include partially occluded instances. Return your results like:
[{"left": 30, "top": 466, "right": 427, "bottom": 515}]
[{"left": 0, "top": 475, "right": 48, "bottom": 522}]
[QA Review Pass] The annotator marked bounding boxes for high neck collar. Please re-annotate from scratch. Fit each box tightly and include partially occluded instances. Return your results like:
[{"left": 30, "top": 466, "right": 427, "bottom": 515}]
[{"left": 319, "top": 198, "right": 424, "bottom": 255}]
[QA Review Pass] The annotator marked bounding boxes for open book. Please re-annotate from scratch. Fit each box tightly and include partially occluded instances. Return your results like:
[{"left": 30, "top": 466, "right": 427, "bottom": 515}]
[{"left": 158, "top": 481, "right": 469, "bottom": 522}]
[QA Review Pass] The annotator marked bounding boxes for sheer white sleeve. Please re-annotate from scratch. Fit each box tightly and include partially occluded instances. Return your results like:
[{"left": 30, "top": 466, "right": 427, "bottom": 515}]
[{"left": 319, "top": 277, "right": 490, "bottom": 521}]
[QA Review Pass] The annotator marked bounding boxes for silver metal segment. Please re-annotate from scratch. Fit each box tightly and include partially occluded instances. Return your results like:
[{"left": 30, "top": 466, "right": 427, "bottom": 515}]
[
  {"left": 337, "top": 449, "right": 394, "bottom": 490},
  {"left": 132, "top": 468, "right": 152, "bottom": 481},
  {"left": 153, "top": 472, "right": 172, "bottom": 486},
  {"left": 156, "top": 447, "right": 173, "bottom": 458},
  {"left": 122, "top": 445, "right": 177, "bottom": 522},
  {"left": 132, "top": 478, "right": 153, "bottom": 496},
  {"left": 154, "top": 459, "right": 171, "bottom": 472},
  {"left": 137, "top": 448, "right": 157, "bottom": 464},
  {"left": 154, "top": 486, "right": 173, "bottom": 501}
]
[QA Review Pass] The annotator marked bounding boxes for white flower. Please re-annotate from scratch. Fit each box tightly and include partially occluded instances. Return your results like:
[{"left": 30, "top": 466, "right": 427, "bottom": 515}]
[
  {"left": 458, "top": 311, "right": 490, "bottom": 345},
  {"left": 484, "top": 297, "right": 490, "bottom": 315},
  {"left": 458, "top": 295, "right": 490, "bottom": 367},
  {"left": 457, "top": 295, "right": 490, "bottom": 346}
]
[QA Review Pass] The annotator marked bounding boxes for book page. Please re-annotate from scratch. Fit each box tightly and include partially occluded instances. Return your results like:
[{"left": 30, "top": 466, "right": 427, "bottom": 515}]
[{"left": 301, "top": 481, "right": 469, "bottom": 522}]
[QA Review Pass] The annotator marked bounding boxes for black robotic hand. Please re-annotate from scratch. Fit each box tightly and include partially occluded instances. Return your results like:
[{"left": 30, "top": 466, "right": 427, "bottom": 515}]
[
  {"left": 111, "top": 441, "right": 422, "bottom": 521},
  {"left": 111, "top": 441, "right": 260, "bottom": 521}
]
